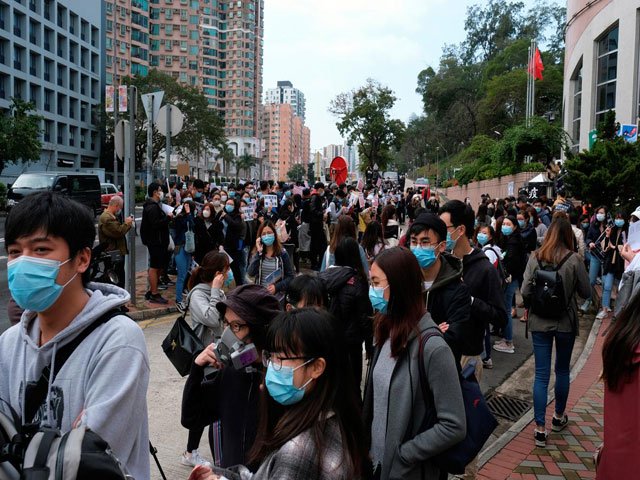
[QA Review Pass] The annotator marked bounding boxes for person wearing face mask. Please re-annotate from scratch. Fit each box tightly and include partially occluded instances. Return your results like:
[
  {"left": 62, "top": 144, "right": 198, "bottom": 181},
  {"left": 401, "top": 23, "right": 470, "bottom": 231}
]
[
  {"left": 278, "top": 199, "right": 300, "bottom": 272},
  {"left": 181, "top": 285, "right": 281, "bottom": 469},
  {"left": 141, "top": 182, "right": 173, "bottom": 304},
  {"left": 192, "top": 179, "right": 206, "bottom": 205},
  {"left": 582, "top": 206, "right": 609, "bottom": 313},
  {"left": 517, "top": 209, "right": 537, "bottom": 254},
  {"left": 408, "top": 213, "right": 473, "bottom": 364},
  {"left": 0, "top": 192, "right": 150, "bottom": 480},
  {"left": 363, "top": 247, "right": 466, "bottom": 480},
  {"left": 494, "top": 215, "right": 527, "bottom": 354},
  {"left": 194, "top": 202, "right": 224, "bottom": 265},
  {"left": 596, "top": 213, "right": 628, "bottom": 320},
  {"left": 98, "top": 195, "right": 134, "bottom": 288},
  {"left": 533, "top": 198, "right": 551, "bottom": 227},
  {"left": 174, "top": 200, "right": 196, "bottom": 310},
  {"left": 247, "top": 221, "right": 295, "bottom": 299},
  {"left": 180, "top": 252, "right": 233, "bottom": 469},
  {"left": 188, "top": 308, "right": 367, "bottom": 480},
  {"left": 221, "top": 198, "right": 247, "bottom": 285}
]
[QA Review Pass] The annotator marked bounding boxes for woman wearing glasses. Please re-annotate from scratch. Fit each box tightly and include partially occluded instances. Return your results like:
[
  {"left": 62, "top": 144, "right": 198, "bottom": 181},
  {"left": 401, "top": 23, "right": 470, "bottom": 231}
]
[
  {"left": 181, "top": 284, "right": 281, "bottom": 470},
  {"left": 363, "top": 247, "right": 466, "bottom": 480},
  {"left": 189, "top": 308, "right": 366, "bottom": 480}
]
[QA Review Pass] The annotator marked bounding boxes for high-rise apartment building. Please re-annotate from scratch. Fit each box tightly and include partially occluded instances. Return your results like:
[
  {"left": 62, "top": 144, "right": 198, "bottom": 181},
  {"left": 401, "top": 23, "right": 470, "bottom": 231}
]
[
  {"left": 265, "top": 80, "right": 306, "bottom": 122},
  {"left": 262, "top": 103, "right": 310, "bottom": 181},
  {"left": 104, "top": 0, "right": 265, "bottom": 162},
  {"left": 0, "top": 0, "right": 102, "bottom": 182}
]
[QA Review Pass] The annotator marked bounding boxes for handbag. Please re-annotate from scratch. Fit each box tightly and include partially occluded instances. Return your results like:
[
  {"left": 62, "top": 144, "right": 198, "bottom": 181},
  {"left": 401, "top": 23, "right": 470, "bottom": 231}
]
[
  {"left": 417, "top": 330, "right": 498, "bottom": 474},
  {"left": 185, "top": 223, "right": 196, "bottom": 254},
  {"left": 161, "top": 301, "right": 203, "bottom": 376}
]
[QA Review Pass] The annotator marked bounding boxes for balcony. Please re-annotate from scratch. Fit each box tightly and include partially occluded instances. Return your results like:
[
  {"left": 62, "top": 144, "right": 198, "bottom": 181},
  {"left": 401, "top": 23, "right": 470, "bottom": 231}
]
[
  {"left": 29, "top": 35, "right": 36, "bottom": 43},
  {"left": 29, "top": 67, "right": 36, "bottom": 75},
  {"left": 57, "top": 136, "right": 62, "bottom": 144},
  {"left": 0, "top": 89, "right": 5, "bottom": 99},
  {"left": 0, "top": 19, "right": 4, "bottom": 29},
  {"left": 44, "top": 72, "right": 50, "bottom": 81},
  {"left": 44, "top": 133, "right": 50, "bottom": 141},
  {"left": 13, "top": 26, "right": 21, "bottom": 37},
  {"left": 57, "top": 107, "right": 63, "bottom": 114},
  {"left": 57, "top": 78, "right": 62, "bottom": 86},
  {"left": 14, "top": 61, "right": 22, "bottom": 70},
  {"left": 44, "top": 103, "right": 50, "bottom": 111}
]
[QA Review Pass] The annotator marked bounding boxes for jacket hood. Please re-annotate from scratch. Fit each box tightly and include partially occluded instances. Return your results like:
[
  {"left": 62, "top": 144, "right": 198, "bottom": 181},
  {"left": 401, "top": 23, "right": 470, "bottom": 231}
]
[
  {"left": 319, "top": 266, "right": 356, "bottom": 292},
  {"left": 430, "top": 253, "right": 463, "bottom": 291},
  {"left": 19, "top": 282, "right": 130, "bottom": 352},
  {"left": 463, "top": 247, "right": 491, "bottom": 268},
  {"left": 186, "top": 283, "right": 214, "bottom": 303}
]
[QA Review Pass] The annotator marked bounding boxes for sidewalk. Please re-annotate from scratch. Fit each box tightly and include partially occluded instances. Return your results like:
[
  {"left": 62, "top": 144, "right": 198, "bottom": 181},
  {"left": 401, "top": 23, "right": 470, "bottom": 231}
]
[
  {"left": 477, "top": 316, "right": 609, "bottom": 480},
  {"left": 125, "top": 271, "right": 179, "bottom": 321}
]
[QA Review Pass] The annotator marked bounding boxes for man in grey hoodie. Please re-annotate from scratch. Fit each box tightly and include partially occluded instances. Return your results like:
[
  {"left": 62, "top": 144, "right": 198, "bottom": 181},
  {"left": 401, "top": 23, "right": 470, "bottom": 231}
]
[{"left": 0, "top": 192, "right": 150, "bottom": 479}]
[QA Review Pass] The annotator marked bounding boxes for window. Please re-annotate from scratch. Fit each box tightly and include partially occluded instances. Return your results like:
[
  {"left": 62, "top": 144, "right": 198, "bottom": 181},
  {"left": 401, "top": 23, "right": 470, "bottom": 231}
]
[
  {"left": 595, "top": 25, "right": 618, "bottom": 126},
  {"left": 571, "top": 61, "right": 582, "bottom": 150}
]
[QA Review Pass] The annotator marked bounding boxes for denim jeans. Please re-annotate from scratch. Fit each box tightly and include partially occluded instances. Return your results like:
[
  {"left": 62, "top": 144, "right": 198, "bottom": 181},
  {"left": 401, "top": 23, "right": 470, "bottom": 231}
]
[
  {"left": 601, "top": 272, "right": 616, "bottom": 309},
  {"left": 589, "top": 254, "right": 602, "bottom": 288},
  {"left": 503, "top": 279, "right": 519, "bottom": 342},
  {"left": 532, "top": 331, "right": 575, "bottom": 427},
  {"left": 483, "top": 324, "right": 492, "bottom": 361},
  {"left": 175, "top": 247, "right": 192, "bottom": 303}
]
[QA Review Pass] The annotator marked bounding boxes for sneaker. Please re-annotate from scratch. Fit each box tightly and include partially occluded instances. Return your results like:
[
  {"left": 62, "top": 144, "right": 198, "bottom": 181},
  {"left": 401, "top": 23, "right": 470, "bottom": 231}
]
[
  {"left": 596, "top": 277, "right": 602, "bottom": 285},
  {"left": 482, "top": 358, "right": 493, "bottom": 369},
  {"left": 596, "top": 308, "right": 610, "bottom": 320},
  {"left": 551, "top": 413, "right": 569, "bottom": 432},
  {"left": 493, "top": 340, "right": 515, "bottom": 354},
  {"left": 534, "top": 429, "right": 548, "bottom": 447},
  {"left": 148, "top": 293, "right": 169, "bottom": 305},
  {"left": 180, "top": 449, "right": 211, "bottom": 468},
  {"left": 176, "top": 301, "right": 187, "bottom": 313},
  {"left": 144, "top": 290, "right": 152, "bottom": 300},
  {"left": 580, "top": 299, "right": 591, "bottom": 313}
]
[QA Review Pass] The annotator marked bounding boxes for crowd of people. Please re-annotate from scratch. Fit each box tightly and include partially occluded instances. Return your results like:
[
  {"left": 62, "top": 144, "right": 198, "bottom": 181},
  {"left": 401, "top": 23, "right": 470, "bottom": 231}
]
[{"left": 1, "top": 176, "right": 640, "bottom": 480}]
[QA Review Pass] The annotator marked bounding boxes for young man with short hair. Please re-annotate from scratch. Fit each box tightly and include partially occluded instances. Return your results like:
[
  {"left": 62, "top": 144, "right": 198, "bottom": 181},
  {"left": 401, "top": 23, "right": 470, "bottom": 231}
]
[{"left": 0, "top": 192, "right": 150, "bottom": 479}]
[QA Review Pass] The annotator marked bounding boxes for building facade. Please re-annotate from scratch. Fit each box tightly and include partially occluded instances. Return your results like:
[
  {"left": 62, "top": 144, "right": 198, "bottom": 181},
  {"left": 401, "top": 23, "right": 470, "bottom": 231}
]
[
  {"left": 563, "top": 0, "right": 640, "bottom": 152},
  {"left": 265, "top": 80, "right": 305, "bottom": 122},
  {"left": 0, "top": 0, "right": 103, "bottom": 182}
]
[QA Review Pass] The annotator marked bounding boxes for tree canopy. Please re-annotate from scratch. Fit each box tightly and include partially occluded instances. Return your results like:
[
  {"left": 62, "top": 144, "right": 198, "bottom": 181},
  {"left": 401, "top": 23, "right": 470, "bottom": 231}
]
[
  {"left": 0, "top": 99, "right": 42, "bottom": 174},
  {"left": 287, "top": 163, "right": 306, "bottom": 182}
]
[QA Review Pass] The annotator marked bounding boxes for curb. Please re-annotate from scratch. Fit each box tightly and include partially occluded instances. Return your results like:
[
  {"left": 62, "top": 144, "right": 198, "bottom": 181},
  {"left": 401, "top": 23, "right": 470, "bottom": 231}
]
[
  {"left": 478, "top": 313, "right": 603, "bottom": 468},
  {"left": 127, "top": 305, "right": 177, "bottom": 321}
]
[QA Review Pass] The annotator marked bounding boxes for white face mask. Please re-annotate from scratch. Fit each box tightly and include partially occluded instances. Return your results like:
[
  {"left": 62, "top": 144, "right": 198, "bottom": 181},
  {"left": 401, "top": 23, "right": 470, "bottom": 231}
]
[
  {"left": 221, "top": 196, "right": 228, "bottom": 202},
  {"left": 158, "top": 191, "right": 165, "bottom": 201},
  {"left": 203, "top": 209, "right": 211, "bottom": 219}
]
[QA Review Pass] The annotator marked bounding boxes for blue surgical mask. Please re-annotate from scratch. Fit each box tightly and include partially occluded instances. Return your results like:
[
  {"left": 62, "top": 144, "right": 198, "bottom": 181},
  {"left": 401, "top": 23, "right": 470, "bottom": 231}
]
[
  {"left": 581, "top": 222, "right": 590, "bottom": 229},
  {"left": 518, "top": 220, "right": 526, "bottom": 229},
  {"left": 265, "top": 358, "right": 315, "bottom": 405},
  {"left": 194, "top": 191, "right": 203, "bottom": 199},
  {"left": 368, "top": 285, "right": 389, "bottom": 313},
  {"left": 225, "top": 205, "right": 234, "bottom": 213},
  {"left": 261, "top": 234, "right": 275, "bottom": 246},
  {"left": 476, "top": 233, "right": 489, "bottom": 246},
  {"left": 224, "top": 269, "right": 234, "bottom": 287},
  {"left": 8, "top": 256, "right": 77, "bottom": 312},
  {"left": 446, "top": 231, "right": 458, "bottom": 251},
  {"left": 535, "top": 207, "right": 542, "bottom": 213},
  {"left": 614, "top": 219, "right": 625, "bottom": 228},
  {"left": 501, "top": 225, "right": 513, "bottom": 236},
  {"left": 285, "top": 190, "right": 292, "bottom": 197},
  {"left": 596, "top": 213, "right": 605, "bottom": 222},
  {"left": 411, "top": 245, "right": 438, "bottom": 269},
  {"left": 229, "top": 191, "right": 236, "bottom": 198}
]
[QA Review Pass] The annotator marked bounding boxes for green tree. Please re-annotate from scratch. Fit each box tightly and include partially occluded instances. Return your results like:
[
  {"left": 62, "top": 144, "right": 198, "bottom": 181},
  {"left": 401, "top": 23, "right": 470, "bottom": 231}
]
[
  {"left": 216, "top": 145, "right": 235, "bottom": 178},
  {"left": 0, "top": 99, "right": 43, "bottom": 174},
  {"left": 565, "top": 111, "right": 640, "bottom": 211},
  {"left": 307, "top": 162, "right": 315, "bottom": 183},
  {"left": 329, "top": 79, "right": 405, "bottom": 173},
  {"left": 103, "top": 70, "right": 225, "bottom": 172},
  {"left": 234, "top": 152, "right": 256, "bottom": 181},
  {"left": 287, "top": 163, "right": 306, "bottom": 182}
]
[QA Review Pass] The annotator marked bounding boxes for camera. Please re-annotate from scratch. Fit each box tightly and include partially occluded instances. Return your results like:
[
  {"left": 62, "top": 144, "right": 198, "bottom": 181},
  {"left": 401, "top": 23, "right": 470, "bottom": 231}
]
[{"left": 214, "top": 327, "right": 258, "bottom": 370}]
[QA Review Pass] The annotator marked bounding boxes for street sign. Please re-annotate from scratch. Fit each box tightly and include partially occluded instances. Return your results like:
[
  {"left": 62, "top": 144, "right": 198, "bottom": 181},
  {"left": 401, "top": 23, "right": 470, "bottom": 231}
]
[
  {"left": 156, "top": 104, "right": 184, "bottom": 137},
  {"left": 141, "top": 91, "right": 164, "bottom": 121},
  {"left": 114, "top": 119, "right": 130, "bottom": 160}
]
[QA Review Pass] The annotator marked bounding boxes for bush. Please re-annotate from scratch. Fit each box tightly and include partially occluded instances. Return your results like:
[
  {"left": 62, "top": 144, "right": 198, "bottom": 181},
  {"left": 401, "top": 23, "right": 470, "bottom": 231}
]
[{"left": 135, "top": 185, "right": 146, "bottom": 203}]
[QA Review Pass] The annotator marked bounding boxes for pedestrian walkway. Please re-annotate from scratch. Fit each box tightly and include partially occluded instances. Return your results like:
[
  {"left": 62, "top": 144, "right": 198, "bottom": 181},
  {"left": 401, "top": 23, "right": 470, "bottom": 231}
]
[{"left": 478, "top": 317, "right": 609, "bottom": 480}]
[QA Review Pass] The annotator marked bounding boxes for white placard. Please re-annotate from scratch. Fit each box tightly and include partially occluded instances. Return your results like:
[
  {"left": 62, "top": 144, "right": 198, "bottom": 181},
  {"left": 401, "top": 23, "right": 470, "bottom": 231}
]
[
  {"left": 628, "top": 221, "right": 640, "bottom": 250},
  {"left": 263, "top": 195, "right": 278, "bottom": 209},
  {"left": 161, "top": 203, "right": 174, "bottom": 215}
]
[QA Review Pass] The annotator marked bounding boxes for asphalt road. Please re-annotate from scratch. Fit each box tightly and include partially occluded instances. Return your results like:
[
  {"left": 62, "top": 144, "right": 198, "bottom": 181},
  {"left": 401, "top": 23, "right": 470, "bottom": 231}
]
[{"left": 0, "top": 206, "right": 148, "bottom": 334}]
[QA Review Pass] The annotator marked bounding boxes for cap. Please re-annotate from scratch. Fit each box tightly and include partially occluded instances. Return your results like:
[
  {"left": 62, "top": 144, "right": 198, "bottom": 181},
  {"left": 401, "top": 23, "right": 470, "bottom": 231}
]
[
  {"left": 216, "top": 284, "right": 281, "bottom": 326},
  {"left": 411, "top": 213, "right": 447, "bottom": 242}
]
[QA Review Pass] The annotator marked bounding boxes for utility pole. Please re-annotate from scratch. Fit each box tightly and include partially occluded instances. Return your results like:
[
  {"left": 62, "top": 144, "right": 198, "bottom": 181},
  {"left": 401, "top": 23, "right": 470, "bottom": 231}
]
[
  {"left": 146, "top": 94, "right": 154, "bottom": 187},
  {"left": 165, "top": 104, "right": 172, "bottom": 180},
  {"left": 125, "top": 85, "right": 138, "bottom": 303}
]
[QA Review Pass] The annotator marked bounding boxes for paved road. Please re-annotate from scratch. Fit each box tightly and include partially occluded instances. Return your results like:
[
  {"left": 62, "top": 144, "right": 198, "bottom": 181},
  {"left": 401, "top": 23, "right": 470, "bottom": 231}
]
[{"left": 0, "top": 206, "right": 148, "bottom": 334}]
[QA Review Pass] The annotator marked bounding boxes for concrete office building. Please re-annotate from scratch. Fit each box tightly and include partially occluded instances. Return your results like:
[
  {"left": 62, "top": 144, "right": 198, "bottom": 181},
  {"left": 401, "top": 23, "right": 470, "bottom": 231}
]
[
  {"left": 0, "top": 0, "right": 102, "bottom": 183},
  {"left": 265, "top": 80, "right": 306, "bottom": 122},
  {"left": 563, "top": 0, "right": 640, "bottom": 152}
]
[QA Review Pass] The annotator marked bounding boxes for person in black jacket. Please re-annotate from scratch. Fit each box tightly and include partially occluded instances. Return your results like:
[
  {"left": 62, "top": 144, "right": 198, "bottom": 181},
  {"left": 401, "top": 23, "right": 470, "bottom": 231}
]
[
  {"left": 440, "top": 200, "right": 507, "bottom": 372},
  {"left": 194, "top": 202, "right": 224, "bottom": 265},
  {"left": 308, "top": 183, "right": 328, "bottom": 270},
  {"left": 181, "top": 285, "right": 281, "bottom": 469},
  {"left": 581, "top": 205, "right": 608, "bottom": 313},
  {"left": 494, "top": 215, "right": 527, "bottom": 354},
  {"left": 140, "top": 182, "right": 172, "bottom": 304},
  {"left": 319, "top": 237, "right": 373, "bottom": 399},
  {"left": 408, "top": 213, "right": 472, "bottom": 364},
  {"left": 279, "top": 199, "right": 300, "bottom": 272},
  {"left": 221, "top": 197, "right": 247, "bottom": 285}
]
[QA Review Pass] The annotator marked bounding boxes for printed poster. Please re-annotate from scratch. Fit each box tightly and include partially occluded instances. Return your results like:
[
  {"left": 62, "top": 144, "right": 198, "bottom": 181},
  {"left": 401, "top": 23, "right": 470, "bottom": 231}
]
[
  {"left": 118, "top": 85, "right": 128, "bottom": 112},
  {"left": 105, "top": 86, "right": 115, "bottom": 113},
  {"left": 263, "top": 195, "right": 278, "bottom": 210},
  {"left": 620, "top": 124, "right": 638, "bottom": 143}
]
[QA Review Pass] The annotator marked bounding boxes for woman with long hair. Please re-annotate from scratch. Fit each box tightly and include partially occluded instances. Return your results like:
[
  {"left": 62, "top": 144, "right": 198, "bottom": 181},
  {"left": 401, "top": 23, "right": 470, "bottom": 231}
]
[
  {"left": 596, "top": 212, "right": 628, "bottom": 320},
  {"left": 189, "top": 308, "right": 367, "bottom": 479},
  {"left": 363, "top": 247, "right": 466, "bottom": 480},
  {"left": 598, "top": 292, "right": 640, "bottom": 477},
  {"left": 381, "top": 205, "right": 399, "bottom": 244},
  {"left": 247, "top": 221, "right": 295, "bottom": 299},
  {"left": 521, "top": 217, "right": 590, "bottom": 448},
  {"left": 319, "top": 237, "right": 373, "bottom": 398},
  {"left": 582, "top": 205, "right": 608, "bottom": 312},
  {"left": 180, "top": 251, "right": 232, "bottom": 469},
  {"left": 285, "top": 274, "right": 327, "bottom": 310},
  {"left": 361, "top": 221, "right": 386, "bottom": 264},
  {"left": 320, "top": 215, "right": 369, "bottom": 275}
]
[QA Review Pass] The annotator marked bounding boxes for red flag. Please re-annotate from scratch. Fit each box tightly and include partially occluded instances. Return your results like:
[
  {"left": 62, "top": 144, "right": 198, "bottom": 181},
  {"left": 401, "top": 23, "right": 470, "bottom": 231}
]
[{"left": 528, "top": 48, "right": 544, "bottom": 80}]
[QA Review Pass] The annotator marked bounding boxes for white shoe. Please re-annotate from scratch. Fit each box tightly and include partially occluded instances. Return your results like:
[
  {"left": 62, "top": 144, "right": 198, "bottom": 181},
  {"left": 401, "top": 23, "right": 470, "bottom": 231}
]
[
  {"left": 493, "top": 340, "right": 515, "bottom": 354},
  {"left": 580, "top": 299, "right": 591, "bottom": 313},
  {"left": 180, "top": 449, "right": 211, "bottom": 468},
  {"left": 596, "top": 309, "right": 610, "bottom": 320}
]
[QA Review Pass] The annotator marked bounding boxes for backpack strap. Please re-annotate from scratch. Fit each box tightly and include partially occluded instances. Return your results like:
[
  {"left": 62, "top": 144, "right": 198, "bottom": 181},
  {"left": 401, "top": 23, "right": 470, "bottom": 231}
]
[
  {"left": 555, "top": 252, "right": 573, "bottom": 271},
  {"left": 24, "top": 308, "right": 128, "bottom": 425},
  {"left": 417, "top": 329, "right": 444, "bottom": 406}
]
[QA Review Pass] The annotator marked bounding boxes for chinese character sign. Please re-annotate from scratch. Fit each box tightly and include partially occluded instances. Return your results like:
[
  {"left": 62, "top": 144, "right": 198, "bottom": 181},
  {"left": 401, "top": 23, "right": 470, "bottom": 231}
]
[
  {"left": 105, "top": 86, "right": 115, "bottom": 113},
  {"left": 118, "top": 86, "right": 128, "bottom": 113}
]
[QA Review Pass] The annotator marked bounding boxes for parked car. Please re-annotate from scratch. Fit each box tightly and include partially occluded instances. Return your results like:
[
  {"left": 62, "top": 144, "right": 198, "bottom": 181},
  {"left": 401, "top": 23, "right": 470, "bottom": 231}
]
[
  {"left": 7, "top": 172, "right": 102, "bottom": 216},
  {"left": 414, "top": 177, "right": 430, "bottom": 189},
  {"left": 101, "top": 182, "right": 123, "bottom": 208}
]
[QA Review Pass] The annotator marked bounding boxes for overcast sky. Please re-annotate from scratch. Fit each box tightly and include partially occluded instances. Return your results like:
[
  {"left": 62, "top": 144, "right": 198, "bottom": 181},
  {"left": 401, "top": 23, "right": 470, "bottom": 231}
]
[{"left": 262, "top": 0, "right": 488, "bottom": 152}]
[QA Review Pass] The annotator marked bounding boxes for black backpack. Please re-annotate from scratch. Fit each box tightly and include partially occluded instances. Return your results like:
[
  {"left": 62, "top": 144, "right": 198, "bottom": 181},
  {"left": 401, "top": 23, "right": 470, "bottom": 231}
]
[{"left": 530, "top": 253, "right": 573, "bottom": 319}]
